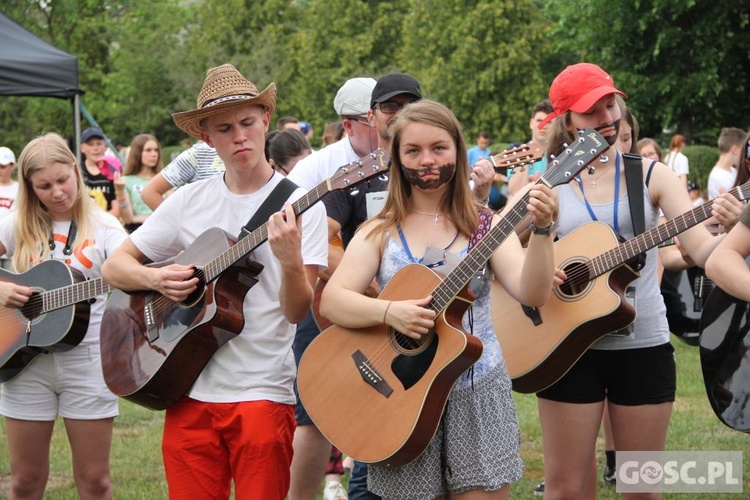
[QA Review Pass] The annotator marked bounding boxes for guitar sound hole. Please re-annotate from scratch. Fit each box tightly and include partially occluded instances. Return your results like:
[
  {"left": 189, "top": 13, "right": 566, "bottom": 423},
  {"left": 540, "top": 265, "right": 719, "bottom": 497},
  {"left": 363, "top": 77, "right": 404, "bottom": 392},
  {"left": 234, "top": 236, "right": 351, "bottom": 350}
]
[
  {"left": 180, "top": 273, "right": 206, "bottom": 307},
  {"left": 20, "top": 291, "right": 43, "bottom": 322},
  {"left": 391, "top": 329, "right": 434, "bottom": 355},
  {"left": 558, "top": 261, "right": 590, "bottom": 298}
]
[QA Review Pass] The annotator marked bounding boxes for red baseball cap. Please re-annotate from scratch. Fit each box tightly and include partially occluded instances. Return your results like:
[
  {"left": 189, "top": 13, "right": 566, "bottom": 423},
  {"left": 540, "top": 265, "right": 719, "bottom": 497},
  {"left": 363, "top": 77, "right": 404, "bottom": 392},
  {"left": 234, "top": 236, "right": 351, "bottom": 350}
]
[{"left": 538, "top": 63, "right": 626, "bottom": 129}]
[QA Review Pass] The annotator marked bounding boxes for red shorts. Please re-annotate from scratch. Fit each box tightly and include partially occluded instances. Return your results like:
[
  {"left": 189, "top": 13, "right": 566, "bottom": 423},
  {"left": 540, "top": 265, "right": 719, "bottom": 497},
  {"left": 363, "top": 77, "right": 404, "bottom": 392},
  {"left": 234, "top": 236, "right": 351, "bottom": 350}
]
[{"left": 162, "top": 398, "right": 295, "bottom": 499}]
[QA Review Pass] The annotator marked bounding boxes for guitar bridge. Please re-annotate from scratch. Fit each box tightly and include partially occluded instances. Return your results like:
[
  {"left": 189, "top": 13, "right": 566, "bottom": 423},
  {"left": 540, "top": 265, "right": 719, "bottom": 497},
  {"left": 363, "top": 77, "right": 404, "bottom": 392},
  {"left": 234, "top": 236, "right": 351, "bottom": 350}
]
[
  {"left": 144, "top": 301, "right": 159, "bottom": 342},
  {"left": 352, "top": 350, "right": 393, "bottom": 398}
]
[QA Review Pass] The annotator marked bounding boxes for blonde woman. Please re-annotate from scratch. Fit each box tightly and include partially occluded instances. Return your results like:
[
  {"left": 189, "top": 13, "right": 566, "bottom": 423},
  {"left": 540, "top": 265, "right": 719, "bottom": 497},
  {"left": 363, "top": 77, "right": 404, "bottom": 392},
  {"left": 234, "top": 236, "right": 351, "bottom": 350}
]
[{"left": 0, "top": 133, "right": 127, "bottom": 498}]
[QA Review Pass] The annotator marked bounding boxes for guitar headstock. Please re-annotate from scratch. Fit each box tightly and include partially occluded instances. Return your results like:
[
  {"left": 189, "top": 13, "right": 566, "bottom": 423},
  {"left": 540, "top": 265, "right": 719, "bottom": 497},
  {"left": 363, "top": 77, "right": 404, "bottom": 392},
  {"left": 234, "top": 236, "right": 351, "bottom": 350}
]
[
  {"left": 537, "top": 128, "right": 608, "bottom": 188},
  {"left": 328, "top": 148, "right": 391, "bottom": 192},
  {"left": 488, "top": 143, "right": 544, "bottom": 173}
]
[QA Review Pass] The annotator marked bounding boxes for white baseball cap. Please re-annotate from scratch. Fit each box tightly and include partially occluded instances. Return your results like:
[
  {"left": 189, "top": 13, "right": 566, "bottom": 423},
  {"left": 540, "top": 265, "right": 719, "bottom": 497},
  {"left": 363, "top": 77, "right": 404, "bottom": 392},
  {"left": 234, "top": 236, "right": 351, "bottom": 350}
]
[
  {"left": 333, "top": 77, "right": 377, "bottom": 117},
  {"left": 0, "top": 147, "right": 15, "bottom": 166}
]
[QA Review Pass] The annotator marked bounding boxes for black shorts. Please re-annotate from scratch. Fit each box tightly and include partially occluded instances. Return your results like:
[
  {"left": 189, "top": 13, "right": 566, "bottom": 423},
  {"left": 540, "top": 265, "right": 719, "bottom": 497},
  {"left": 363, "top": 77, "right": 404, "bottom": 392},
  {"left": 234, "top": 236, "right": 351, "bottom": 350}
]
[{"left": 537, "top": 342, "right": 676, "bottom": 405}]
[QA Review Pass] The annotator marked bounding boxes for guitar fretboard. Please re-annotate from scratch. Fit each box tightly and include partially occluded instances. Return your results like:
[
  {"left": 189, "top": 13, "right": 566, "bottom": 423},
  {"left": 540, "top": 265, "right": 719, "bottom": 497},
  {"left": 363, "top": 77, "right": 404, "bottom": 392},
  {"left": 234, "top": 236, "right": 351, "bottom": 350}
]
[
  {"left": 585, "top": 181, "right": 750, "bottom": 279},
  {"left": 42, "top": 278, "right": 111, "bottom": 313}
]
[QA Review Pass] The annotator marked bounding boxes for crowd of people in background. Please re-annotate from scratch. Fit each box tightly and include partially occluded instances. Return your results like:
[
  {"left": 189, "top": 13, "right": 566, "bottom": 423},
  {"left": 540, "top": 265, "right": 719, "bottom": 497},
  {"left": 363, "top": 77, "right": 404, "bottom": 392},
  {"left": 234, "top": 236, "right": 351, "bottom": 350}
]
[{"left": 0, "top": 60, "right": 749, "bottom": 500}]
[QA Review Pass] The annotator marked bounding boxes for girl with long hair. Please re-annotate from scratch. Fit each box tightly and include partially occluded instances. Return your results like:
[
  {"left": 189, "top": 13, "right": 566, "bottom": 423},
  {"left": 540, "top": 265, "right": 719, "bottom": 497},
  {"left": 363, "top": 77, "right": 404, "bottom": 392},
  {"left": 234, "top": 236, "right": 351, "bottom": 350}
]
[
  {"left": 320, "top": 100, "right": 557, "bottom": 498},
  {"left": 114, "top": 133, "right": 164, "bottom": 232},
  {"left": 0, "top": 132, "right": 127, "bottom": 499}
]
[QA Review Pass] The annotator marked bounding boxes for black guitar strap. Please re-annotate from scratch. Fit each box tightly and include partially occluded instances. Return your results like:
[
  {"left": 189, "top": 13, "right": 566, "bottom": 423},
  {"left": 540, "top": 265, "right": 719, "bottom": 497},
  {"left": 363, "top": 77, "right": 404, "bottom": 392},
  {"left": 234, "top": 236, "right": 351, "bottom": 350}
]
[
  {"left": 623, "top": 152, "right": 645, "bottom": 236},
  {"left": 622, "top": 152, "right": 654, "bottom": 273},
  {"left": 238, "top": 177, "right": 298, "bottom": 240}
]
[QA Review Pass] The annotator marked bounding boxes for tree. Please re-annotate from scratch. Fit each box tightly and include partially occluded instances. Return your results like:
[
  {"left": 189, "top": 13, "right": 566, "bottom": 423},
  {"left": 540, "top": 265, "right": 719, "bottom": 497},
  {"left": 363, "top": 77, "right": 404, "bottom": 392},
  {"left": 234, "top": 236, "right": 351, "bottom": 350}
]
[
  {"left": 543, "top": 0, "right": 750, "bottom": 142},
  {"left": 396, "top": 0, "right": 553, "bottom": 144}
]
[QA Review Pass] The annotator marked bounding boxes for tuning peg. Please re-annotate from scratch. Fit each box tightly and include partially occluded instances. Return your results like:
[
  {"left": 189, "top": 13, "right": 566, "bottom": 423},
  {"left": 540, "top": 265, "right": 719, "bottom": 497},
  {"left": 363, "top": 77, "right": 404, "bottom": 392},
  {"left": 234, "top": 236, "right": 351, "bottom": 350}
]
[
  {"left": 379, "top": 173, "right": 389, "bottom": 182},
  {"left": 599, "top": 155, "right": 608, "bottom": 163},
  {"left": 587, "top": 166, "right": 596, "bottom": 175},
  {"left": 349, "top": 187, "right": 360, "bottom": 196}
]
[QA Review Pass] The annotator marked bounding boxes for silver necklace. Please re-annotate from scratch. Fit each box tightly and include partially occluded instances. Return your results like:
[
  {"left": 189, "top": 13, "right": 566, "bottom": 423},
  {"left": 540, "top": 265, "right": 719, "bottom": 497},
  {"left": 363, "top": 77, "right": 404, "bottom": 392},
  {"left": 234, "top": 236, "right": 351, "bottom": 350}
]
[{"left": 408, "top": 208, "right": 444, "bottom": 225}]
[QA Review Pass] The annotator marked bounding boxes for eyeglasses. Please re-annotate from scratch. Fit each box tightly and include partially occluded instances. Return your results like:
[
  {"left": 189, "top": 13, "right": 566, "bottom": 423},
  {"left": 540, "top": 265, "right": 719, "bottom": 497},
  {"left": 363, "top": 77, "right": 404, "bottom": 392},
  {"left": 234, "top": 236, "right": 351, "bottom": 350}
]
[
  {"left": 343, "top": 116, "right": 370, "bottom": 126},
  {"left": 375, "top": 100, "right": 418, "bottom": 115}
]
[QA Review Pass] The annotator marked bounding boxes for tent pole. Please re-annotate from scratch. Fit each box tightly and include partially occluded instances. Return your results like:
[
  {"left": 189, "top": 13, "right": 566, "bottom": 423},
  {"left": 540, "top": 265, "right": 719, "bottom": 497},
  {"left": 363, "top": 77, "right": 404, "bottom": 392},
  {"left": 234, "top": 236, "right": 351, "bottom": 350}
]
[{"left": 73, "top": 94, "right": 81, "bottom": 165}]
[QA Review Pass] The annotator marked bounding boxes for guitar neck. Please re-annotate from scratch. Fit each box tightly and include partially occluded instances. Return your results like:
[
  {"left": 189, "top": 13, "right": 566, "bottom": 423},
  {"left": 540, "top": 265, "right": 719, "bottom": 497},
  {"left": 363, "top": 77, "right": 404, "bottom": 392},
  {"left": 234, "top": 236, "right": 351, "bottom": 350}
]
[
  {"left": 203, "top": 149, "right": 390, "bottom": 282},
  {"left": 587, "top": 181, "right": 750, "bottom": 278},
  {"left": 42, "top": 278, "right": 111, "bottom": 314},
  {"left": 428, "top": 195, "right": 531, "bottom": 314}
]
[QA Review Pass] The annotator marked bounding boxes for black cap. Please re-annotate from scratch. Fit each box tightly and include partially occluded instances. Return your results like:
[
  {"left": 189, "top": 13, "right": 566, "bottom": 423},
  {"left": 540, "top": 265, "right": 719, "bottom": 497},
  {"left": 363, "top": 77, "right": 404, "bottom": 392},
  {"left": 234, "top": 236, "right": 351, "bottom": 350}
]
[
  {"left": 370, "top": 73, "right": 422, "bottom": 109},
  {"left": 82, "top": 127, "right": 105, "bottom": 143}
]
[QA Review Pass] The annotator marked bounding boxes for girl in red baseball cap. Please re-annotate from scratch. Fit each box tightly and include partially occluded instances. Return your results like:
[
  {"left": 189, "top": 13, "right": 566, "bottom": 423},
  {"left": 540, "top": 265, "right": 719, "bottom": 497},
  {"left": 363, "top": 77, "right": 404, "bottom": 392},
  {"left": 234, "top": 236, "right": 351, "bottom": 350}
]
[{"left": 534, "top": 62, "right": 742, "bottom": 498}]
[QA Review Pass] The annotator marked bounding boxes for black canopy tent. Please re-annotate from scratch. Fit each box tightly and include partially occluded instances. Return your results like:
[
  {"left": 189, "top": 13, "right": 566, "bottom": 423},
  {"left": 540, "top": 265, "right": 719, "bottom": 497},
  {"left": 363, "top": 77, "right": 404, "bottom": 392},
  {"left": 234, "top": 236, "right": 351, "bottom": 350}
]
[{"left": 0, "top": 12, "right": 84, "bottom": 156}]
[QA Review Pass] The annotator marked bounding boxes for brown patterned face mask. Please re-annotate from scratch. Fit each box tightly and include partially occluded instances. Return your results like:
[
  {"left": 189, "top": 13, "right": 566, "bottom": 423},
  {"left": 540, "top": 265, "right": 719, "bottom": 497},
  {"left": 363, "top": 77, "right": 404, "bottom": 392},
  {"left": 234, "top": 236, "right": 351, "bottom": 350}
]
[{"left": 401, "top": 162, "right": 456, "bottom": 190}]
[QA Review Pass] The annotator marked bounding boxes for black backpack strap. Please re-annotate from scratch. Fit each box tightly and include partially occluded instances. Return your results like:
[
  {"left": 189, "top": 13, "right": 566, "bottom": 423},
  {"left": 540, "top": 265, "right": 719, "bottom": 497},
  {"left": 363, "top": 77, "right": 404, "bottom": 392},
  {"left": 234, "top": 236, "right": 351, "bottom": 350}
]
[
  {"left": 622, "top": 152, "right": 645, "bottom": 236},
  {"left": 238, "top": 177, "right": 298, "bottom": 240}
]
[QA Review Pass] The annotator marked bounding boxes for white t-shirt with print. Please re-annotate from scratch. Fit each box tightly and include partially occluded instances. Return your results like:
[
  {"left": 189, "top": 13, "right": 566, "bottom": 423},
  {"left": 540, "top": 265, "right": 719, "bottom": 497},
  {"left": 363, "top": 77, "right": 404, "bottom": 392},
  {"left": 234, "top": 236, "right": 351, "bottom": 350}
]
[{"left": 0, "top": 210, "right": 127, "bottom": 345}]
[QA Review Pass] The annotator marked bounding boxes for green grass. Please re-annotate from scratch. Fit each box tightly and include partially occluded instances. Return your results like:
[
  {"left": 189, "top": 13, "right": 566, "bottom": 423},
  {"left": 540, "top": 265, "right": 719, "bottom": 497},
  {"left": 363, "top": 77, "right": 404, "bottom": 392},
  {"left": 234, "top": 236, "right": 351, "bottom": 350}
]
[{"left": 0, "top": 338, "right": 747, "bottom": 498}]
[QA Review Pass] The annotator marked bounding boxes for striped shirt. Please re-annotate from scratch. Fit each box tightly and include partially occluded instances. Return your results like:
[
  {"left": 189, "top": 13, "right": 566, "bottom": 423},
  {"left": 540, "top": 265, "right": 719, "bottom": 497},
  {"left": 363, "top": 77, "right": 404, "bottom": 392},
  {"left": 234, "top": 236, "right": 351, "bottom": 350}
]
[{"left": 161, "top": 142, "right": 225, "bottom": 188}]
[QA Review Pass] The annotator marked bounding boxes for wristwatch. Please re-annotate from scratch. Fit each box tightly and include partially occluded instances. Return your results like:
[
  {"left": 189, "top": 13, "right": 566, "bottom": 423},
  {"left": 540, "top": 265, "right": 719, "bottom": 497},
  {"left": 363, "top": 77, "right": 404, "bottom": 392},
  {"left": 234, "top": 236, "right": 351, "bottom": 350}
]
[{"left": 530, "top": 220, "right": 556, "bottom": 236}]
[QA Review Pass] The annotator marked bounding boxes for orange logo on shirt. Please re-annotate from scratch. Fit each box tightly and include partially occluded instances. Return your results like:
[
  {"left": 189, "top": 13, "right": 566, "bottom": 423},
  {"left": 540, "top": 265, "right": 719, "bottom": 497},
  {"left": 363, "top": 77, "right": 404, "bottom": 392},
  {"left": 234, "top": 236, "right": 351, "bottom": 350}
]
[{"left": 53, "top": 233, "right": 95, "bottom": 268}]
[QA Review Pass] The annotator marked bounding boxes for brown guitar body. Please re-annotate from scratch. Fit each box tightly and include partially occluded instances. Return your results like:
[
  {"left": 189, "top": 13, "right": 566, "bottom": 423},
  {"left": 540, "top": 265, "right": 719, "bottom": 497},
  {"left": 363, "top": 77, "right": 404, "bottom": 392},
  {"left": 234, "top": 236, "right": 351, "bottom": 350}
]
[
  {"left": 494, "top": 222, "right": 639, "bottom": 393},
  {"left": 101, "top": 228, "right": 263, "bottom": 410},
  {"left": 297, "top": 264, "right": 483, "bottom": 467}
]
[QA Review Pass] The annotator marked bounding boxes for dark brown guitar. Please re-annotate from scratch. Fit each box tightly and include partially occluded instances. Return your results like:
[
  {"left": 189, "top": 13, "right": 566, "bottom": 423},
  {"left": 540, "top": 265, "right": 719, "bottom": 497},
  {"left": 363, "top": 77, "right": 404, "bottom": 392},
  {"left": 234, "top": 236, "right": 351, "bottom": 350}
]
[
  {"left": 297, "top": 129, "right": 606, "bottom": 467},
  {"left": 494, "top": 181, "right": 750, "bottom": 394},
  {"left": 101, "top": 149, "right": 391, "bottom": 411},
  {"left": 0, "top": 259, "right": 110, "bottom": 382}
]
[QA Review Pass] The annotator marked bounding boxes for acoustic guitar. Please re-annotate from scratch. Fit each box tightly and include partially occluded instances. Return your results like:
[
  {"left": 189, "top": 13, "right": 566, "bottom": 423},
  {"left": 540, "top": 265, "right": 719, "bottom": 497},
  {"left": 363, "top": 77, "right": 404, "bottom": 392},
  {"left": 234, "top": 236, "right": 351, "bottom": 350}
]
[
  {"left": 494, "top": 180, "right": 750, "bottom": 394},
  {"left": 699, "top": 284, "right": 750, "bottom": 433},
  {"left": 297, "top": 129, "right": 606, "bottom": 467},
  {"left": 0, "top": 259, "right": 110, "bottom": 382},
  {"left": 100, "top": 149, "right": 391, "bottom": 411},
  {"left": 310, "top": 143, "right": 545, "bottom": 332}
]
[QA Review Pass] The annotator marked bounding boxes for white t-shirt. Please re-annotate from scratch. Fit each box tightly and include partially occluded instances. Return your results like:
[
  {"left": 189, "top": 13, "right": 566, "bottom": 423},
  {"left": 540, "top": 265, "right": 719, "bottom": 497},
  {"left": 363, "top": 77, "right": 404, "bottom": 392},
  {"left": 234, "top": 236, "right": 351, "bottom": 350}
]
[
  {"left": 287, "top": 135, "right": 360, "bottom": 190},
  {"left": 664, "top": 150, "right": 689, "bottom": 178},
  {"left": 707, "top": 165, "right": 737, "bottom": 200},
  {"left": 130, "top": 173, "right": 328, "bottom": 404},
  {"left": 0, "top": 210, "right": 127, "bottom": 345}
]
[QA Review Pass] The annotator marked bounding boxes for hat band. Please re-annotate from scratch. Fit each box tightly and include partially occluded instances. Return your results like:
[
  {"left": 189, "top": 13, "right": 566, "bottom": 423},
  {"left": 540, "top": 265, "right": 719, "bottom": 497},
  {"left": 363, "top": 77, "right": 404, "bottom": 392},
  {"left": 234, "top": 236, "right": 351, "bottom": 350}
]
[{"left": 203, "top": 94, "right": 257, "bottom": 108}]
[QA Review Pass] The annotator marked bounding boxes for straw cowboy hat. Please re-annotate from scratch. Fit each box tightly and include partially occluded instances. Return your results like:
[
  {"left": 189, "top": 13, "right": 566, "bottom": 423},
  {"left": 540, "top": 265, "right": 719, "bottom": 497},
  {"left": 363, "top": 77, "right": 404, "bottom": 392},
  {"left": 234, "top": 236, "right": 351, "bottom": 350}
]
[{"left": 172, "top": 64, "right": 277, "bottom": 139}]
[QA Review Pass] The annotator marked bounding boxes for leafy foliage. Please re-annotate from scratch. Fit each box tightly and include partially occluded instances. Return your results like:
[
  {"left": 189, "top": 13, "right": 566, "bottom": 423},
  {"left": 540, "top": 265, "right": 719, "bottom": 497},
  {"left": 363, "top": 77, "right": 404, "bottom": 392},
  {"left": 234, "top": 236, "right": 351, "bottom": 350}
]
[
  {"left": 543, "top": 0, "right": 750, "bottom": 141},
  {"left": 0, "top": 0, "right": 746, "bottom": 157},
  {"left": 684, "top": 144, "right": 718, "bottom": 191}
]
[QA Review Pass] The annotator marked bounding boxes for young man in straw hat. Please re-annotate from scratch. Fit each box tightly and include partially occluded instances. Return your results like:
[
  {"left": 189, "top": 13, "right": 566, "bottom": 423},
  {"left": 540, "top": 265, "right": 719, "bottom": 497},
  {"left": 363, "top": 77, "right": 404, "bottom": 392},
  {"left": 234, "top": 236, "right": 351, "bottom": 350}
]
[{"left": 102, "top": 64, "right": 328, "bottom": 499}]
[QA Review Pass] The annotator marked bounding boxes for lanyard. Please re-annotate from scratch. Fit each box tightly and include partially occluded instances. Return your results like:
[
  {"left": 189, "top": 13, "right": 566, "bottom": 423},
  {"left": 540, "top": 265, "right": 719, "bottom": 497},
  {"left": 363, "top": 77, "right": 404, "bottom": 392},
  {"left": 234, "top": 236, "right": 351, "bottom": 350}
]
[{"left": 577, "top": 152, "right": 621, "bottom": 235}]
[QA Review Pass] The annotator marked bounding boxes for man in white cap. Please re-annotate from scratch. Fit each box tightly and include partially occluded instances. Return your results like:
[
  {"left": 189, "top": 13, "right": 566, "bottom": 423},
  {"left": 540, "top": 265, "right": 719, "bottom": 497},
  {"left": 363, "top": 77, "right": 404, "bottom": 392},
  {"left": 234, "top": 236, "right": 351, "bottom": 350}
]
[
  {"left": 287, "top": 76, "right": 378, "bottom": 500},
  {"left": 287, "top": 77, "right": 378, "bottom": 190},
  {"left": 0, "top": 147, "right": 18, "bottom": 219},
  {"left": 102, "top": 64, "right": 328, "bottom": 499}
]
